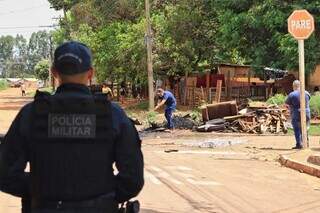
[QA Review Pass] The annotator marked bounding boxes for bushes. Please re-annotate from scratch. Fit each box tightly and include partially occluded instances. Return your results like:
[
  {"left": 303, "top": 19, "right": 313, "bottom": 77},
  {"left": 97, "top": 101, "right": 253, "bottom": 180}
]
[
  {"left": 266, "top": 94, "right": 286, "bottom": 105},
  {"left": 310, "top": 94, "right": 320, "bottom": 118},
  {"left": 0, "top": 80, "right": 8, "bottom": 91},
  {"left": 146, "top": 111, "right": 160, "bottom": 128},
  {"left": 126, "top": 100, "right": 149, "bottom": 111},
  {"left": 267, "top": 93, "right": 320, "bottom": 118}
]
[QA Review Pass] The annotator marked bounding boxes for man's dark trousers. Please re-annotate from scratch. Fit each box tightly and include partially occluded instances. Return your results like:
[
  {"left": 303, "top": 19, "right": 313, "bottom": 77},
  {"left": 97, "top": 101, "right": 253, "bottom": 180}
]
[
  {"left": 165, "top": 108, "right": 174, "bottom": 129},
  {"left": 291, "top": 112, "right": 310, "bottom": 147}
]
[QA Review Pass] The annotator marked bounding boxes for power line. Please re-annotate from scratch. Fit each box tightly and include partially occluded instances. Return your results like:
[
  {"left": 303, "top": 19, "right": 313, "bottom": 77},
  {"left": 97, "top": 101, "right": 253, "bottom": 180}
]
[
  {"left": 0, "top": 25, "right": 58, "bottom": 29},
  {"left": 0, "top": 29, "right": 52, "bottom": 34},
  {"left": 0, "top": 4, "right": 48, "bottom": 16}
]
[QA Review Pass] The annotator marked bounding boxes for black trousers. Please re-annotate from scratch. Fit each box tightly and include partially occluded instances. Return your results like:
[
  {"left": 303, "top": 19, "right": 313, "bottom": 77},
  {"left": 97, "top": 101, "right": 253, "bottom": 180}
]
[
  {"left": 32, "top": 207, "right": 118, "bottom": 213},
  {"left": 25, "top": 196, "right": 118, "bottom": 213}
]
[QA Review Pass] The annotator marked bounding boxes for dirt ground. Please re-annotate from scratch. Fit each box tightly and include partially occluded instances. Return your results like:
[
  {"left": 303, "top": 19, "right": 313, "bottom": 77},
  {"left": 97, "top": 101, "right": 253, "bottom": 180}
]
[{"left": 0, "top": 87, "right": 33, "bottom": 134}]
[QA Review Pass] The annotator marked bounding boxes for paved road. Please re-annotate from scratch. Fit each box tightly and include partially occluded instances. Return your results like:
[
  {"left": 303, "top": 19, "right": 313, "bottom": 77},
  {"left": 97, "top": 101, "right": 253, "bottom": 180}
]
[
  {"left": 138, "top": 144, "right": 320, "bottom": 213},
  {"left": 1, "top": 141, "right": 320, "bottom": 213}
]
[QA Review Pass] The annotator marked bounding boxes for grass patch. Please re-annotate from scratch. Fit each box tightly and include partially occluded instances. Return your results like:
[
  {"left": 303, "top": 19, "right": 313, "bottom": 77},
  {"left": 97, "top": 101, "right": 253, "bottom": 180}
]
[
  {"left": 266, "top": 94, "right": 286, "bottom": 105},
  {"left": 287, "top": 124, "right": 320, "bottom": 136},
  {"left": 310, "top": 94, "right": 320, "bottom": 118},
  {"left": 267, "top": 93, "right": 320, "bottom": 118},
  {"left": 27, "top": 87, "right": 54, "bottom": 97},
  {"left": 0, "top": 80, "right": 8, "bottom": 91},
  {"left": 126, "top": 100, "right": 149, "bottom": 111}
]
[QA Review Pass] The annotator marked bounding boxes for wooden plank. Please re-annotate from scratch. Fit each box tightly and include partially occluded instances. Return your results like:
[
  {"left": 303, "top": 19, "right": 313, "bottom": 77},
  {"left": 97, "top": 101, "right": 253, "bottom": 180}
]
[
  {"left": 206, "top": 71, "right": 210, "bottom": 101},
  {"left": 201, "top": 106, "right": 209, "bottom": 122},
  {"left": 227, "top": 70, "right": 231, "bottom": 100},
  {"left": 224, "top": 114, "right": 246, "bottom": 121},
  {"left": 276, "top": 120, "right": 281, "bottom": 133},
  {"left": 260, "top": 124, "right": 268, "bottom": 134},
  {"left": 201, "top": 86, "right": 205, "bottom": 102},
  {"left": 214, "top": 80, "right": 222, "bottom": 103}
]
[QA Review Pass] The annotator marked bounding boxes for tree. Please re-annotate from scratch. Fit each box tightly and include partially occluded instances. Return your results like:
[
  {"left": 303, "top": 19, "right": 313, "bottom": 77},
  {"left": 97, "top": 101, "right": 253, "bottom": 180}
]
[
  {"left": 49, "top": 0, "right": 320, "bottom": 83},
  {"left": 0, "top": 36, "right": 15, "bottom": 77},
  {"left": 34, "top": 60, "right": 50, "bottom": 81},
  {"left": 153, "top": 0, "right": 218, "bottom": 76},
  {"left": 27, "top": 31, "right": 52, "bottom": 74},
  {"left": 213, "top": 0, "right": 320, "bottom": 74}
]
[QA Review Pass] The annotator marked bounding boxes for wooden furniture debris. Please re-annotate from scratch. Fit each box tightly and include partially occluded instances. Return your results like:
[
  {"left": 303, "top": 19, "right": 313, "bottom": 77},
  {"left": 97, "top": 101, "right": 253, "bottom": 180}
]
[{"left": 201, "top": 101, "right": 238, "bottom": 122}]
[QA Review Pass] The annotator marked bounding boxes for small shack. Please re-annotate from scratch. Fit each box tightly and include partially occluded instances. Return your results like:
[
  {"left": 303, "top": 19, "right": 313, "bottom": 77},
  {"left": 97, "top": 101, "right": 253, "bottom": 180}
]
[{"left": 160, "top": 63, "right": 287, "bottom": 107}]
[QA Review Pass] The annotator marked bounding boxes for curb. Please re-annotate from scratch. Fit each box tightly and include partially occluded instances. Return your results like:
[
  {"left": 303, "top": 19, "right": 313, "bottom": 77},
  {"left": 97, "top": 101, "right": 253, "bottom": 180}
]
[
  {"left": 279, "top": 155, "right": 320, "bottom": 178},
  {"left": 307, "top": 155, "right": 320, "bottom": 166}
]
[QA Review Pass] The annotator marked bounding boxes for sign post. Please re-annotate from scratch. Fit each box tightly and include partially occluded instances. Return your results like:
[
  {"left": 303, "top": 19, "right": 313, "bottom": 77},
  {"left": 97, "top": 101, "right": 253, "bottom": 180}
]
[{"left": 288, "top": 10, "right": 315, "bottom": 148}]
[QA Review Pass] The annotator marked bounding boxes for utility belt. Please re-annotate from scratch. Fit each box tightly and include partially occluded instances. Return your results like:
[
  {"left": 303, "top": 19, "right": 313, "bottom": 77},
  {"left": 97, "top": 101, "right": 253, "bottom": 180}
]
[{"left": 31, "top": 192, "right": 117, "bottom": 210}]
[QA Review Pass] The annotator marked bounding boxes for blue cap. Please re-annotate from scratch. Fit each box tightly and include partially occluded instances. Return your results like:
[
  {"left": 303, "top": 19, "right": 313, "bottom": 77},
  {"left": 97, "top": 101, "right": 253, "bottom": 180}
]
[{"left": 53, "top": 41, "right": 92, "bottom": 75}]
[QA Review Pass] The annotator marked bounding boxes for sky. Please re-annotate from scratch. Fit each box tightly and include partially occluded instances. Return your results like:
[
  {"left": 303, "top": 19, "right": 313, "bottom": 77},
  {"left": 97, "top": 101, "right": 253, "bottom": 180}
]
[{"left": 0, "top": 0, "right": 62, "bottom": 40}]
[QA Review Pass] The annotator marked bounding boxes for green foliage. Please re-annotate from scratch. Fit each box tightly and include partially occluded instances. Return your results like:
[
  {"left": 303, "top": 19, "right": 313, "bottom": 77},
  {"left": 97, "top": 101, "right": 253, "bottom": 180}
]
[
  {"left": 27, "top": 31, "right": 52, "bottom": 74},
  {"left": 34, "top": 60, "right": 50, "bottom": 81},
  {"left": 0, "top": 31, "right": 53, "bottom": 78},
  {"left": 214, "top": 0, "right": 320, "bottom": 74},
  {"left": 0, "top": 80, "right": 8, "bottom": 91},
  {"left": 146, "top": 111, "right": 159, "bottom": 127},
  {"left": 0, "top": 35, "right": 15, "bottom": 61},
  {"left": 48, "top": 0, "right": 320, "bottom": 82},
  {"left": 288, "top": 125, "right": 320, "bottom": 136},
  {"left": 190, "top": 108, "right": 202, "bottom": 123},
  {"left": 126, "top": 100, "right": 149, "bottom": 111},
  {"left": 266, "top": 94, "right": 286, "bottom": 105},
  {"left": 47, "top": 0, "right": 79, "bottom": 10},
  {"left": 267, "top": 93, "right": 320, "bottom": 118},
  {"left": 310, "top": 94, "right": 320, "bottom": 118},
  {"left": 27, "top": 87, "right": 54, "bottom": 97},
  {"left": 308, "top": 125, "right": 320, "bottom": 136}
]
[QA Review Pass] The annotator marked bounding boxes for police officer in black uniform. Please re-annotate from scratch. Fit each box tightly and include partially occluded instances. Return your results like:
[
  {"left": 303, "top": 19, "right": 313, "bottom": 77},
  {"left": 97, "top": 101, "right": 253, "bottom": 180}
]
[{"left": 0, "top": 41, "right": 144, "bottom": 213}]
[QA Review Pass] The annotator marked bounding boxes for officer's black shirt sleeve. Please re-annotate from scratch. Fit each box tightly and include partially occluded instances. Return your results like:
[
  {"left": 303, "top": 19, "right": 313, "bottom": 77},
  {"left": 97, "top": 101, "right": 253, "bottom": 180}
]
[
  {"left": 0, "top": 105, "right": 30, "bottom": 198},
  {"left": 112, "top": 103, "right": 144, "bottom": 203}
]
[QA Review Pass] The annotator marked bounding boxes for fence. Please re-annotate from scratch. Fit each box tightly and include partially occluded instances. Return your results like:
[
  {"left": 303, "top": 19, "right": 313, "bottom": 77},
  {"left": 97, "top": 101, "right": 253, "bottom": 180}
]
[{"left": 176, "top": 84, "right": 269, "bottom": 108}]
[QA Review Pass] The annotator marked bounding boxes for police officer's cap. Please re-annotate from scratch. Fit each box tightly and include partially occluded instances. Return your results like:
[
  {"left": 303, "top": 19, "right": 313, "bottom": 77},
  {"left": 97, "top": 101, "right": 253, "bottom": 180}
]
[{"left": 53, "top": 41, "right": 92, "bottom": 75}]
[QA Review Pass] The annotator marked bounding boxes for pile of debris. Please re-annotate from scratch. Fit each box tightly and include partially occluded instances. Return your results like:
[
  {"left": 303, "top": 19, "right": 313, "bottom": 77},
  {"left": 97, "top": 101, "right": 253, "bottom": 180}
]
[
  {"left": 145, "top": 111, "right": 201, "bottom": 131},
  {"left": 197, "top": 101, "right": 288, "bottom": 134},
  {"left": 171, "top": 113, "right": 201, "bottom": 129},
  {"left": 227, "top": 107, "right": 288, "bottom": 134}
]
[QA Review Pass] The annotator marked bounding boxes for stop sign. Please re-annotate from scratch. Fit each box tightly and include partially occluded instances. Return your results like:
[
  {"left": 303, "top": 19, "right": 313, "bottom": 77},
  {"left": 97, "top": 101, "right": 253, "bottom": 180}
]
[{"left": 288, "top": 10, "right": 315, "bottom": 40}]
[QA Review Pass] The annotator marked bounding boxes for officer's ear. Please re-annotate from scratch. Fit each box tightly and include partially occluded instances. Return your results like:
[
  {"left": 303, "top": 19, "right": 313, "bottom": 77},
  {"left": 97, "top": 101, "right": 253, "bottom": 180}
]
[
  {"left": 87, "top": 68, "right": 94, "bottom": 80},
  {"left": 51, "top": 68, "right": 59, "bottom": 80}
]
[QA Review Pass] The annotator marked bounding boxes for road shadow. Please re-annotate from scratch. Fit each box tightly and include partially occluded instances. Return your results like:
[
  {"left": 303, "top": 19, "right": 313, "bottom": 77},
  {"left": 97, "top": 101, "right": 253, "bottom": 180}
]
[
  {"left": 259, "top": 147, "right": 293, "bottom": 151},
  {"left": 311, "top": 148, "right": 320, "bottom": 152},
  {"left": 141, "top": 209, "right": 171, "bottom": 213},
  {"left": 0, "top": 96, "right": 32, "bottom": 100}
]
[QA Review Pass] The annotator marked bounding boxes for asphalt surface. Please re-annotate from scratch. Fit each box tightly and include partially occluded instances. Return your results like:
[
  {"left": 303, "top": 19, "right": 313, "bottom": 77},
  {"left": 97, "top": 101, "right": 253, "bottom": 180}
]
[
  {"left": 138, "top": 143, "right": 320, "bottom": 213},
  {"left": 1, "top": 140, "right": 320, "bottom": 213}
]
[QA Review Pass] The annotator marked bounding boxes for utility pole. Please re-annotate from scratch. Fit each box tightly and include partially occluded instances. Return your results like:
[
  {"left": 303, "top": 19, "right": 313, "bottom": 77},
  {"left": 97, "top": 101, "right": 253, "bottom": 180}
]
[
  {"left": 288, "top": 10, "right": 315, "bottom": 148},
  {"left": 49, "top": 35, "right": 55, "bottom": 91},
  {"left": 145, "top": 0, "right": 155, "bottom": 111}
]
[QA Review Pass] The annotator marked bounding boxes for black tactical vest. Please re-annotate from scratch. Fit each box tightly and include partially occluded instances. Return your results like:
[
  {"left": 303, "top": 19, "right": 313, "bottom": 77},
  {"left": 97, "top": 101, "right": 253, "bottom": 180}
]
[{"left": 30, "top": 91, "right": 115, "bottom": 202}]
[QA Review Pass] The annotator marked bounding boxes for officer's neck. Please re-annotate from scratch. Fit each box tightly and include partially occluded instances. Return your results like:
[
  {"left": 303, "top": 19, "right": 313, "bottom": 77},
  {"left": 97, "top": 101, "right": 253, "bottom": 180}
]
[
  {"left": 59, "top": 81, "right": 88, "bottom": 86},
  {"left": 58, "top": 78, "right": 89, "bottom": 86}
]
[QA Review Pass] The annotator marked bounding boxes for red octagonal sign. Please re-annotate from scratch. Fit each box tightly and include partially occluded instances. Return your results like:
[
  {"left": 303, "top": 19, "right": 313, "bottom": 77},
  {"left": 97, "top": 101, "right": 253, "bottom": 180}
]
[{"left": 288, "top": 10, "right": 315, "bottom": 40}]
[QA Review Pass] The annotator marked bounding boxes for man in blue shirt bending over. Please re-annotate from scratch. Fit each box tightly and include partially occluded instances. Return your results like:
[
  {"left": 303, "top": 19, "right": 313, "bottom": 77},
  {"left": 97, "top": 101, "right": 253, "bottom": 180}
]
[
  {"left": 285, "top": 80, "right": 311, "bottom": 149},
  {"left": 154, "top": 88, "right": 177, "bottom": 130}
]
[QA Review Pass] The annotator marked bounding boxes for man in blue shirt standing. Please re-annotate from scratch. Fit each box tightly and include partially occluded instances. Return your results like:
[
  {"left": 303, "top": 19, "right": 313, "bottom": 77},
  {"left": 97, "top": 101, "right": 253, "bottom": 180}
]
[
  {"left": 154, "top": 88, "right": 177, "bottom": 130},
  {"left": 285, "top": 80, "right": 311, "bottom": 149}
]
